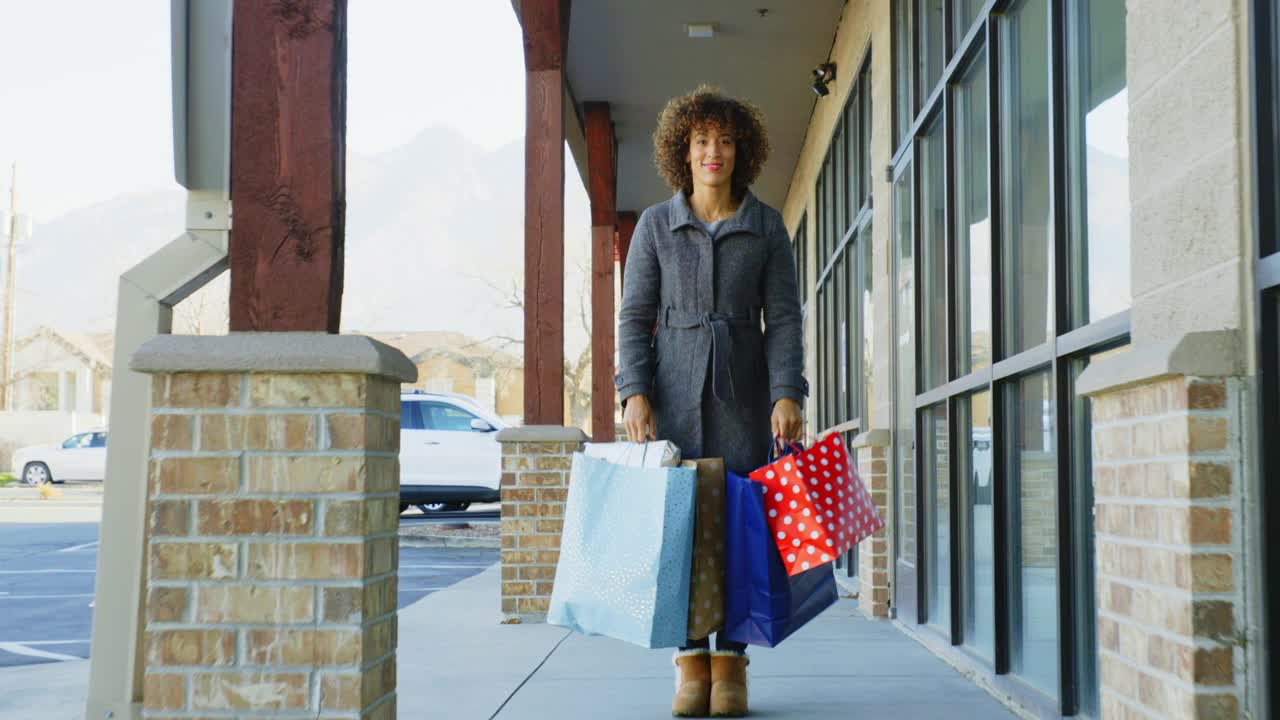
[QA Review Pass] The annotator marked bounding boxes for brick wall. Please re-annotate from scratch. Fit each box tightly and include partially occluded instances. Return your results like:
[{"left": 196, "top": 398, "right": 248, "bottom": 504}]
[
  {"left": 855, "top": 440, "right": 891, "bottom": 618},
  {"left": 141, "top": 371, "right": 401, "bottom": 719},
  {"left": 496, "top": 427, "right": 587, "bottom": 621},
  {"left": 1091, "top": 376, "right": 1242, "bottom": 720}
]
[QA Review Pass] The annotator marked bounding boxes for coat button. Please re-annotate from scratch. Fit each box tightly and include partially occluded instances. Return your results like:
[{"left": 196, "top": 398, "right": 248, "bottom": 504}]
[{"left": 614, "top": 374, "right": 624, "bottom": 388}]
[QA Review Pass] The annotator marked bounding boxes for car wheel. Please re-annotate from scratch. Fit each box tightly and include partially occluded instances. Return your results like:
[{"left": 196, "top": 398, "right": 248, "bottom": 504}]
[
  {"left": 449, "top": 502, "right": 471, "bottom": 512},
  {"left": 23, "top": 462, "right": 51, "bottom": 486},
  {"left": 417, "top": 502, "right": 450, "bottom": 513},
  {"left": 399, "top": 503, "right": 410, "bottom": 514}
]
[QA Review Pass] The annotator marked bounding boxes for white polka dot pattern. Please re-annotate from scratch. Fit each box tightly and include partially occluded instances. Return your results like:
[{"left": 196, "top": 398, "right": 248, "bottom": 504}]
[{"left": 749, "top": 434, "right": 885, "bottom": 577}]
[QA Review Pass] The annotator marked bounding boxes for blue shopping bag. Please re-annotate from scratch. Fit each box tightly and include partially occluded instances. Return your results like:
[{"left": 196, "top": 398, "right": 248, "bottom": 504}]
[
  {"left": 548, "top": 452, "right": 698, "bottom": 648},
  {"left": 721, "top": 467, "right": 838, "bottom": 647}
]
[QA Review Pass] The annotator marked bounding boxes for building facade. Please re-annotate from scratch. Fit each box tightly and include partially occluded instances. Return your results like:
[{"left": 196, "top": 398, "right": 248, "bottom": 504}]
[{"left": 779, "top": 0, "right": 1269, "bottom": 717}]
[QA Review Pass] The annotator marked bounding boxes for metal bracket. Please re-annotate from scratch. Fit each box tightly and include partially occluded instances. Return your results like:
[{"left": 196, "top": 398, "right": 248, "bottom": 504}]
[{"left": 185, "top": 194, "right": 231, "bottom": 232}]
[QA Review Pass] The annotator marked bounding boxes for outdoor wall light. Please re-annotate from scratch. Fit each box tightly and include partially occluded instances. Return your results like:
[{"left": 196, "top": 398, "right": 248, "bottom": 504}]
[{"left": 811, "top": 63, "right": 836, "bottom": 97}]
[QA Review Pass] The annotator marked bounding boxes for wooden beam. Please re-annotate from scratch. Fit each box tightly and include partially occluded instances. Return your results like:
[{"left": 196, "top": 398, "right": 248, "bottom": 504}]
[
  {"left": 585, "top": 103, "right": 616, "bottom": 442},
  {"left": 617, "top": 210, "right": 638, "bottom": 294},
  {"left": 229, "top": 0, "right": 347, "bottom": 332},
  {"left": 522, "top": 0, "right": 570, "bottom": 425}
]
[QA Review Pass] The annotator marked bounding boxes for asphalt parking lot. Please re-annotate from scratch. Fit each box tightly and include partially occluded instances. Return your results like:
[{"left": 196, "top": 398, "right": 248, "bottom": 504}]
[{"left": 0, "top": 519, "right": 498, "bottom": 668}]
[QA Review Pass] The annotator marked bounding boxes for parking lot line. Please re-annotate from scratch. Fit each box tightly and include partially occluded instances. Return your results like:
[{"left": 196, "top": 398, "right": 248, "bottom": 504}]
[
  {"left": 56, "top": 541, "right": 99, "bottom": 553},
  {"left": 0, "top": 593, "right": 94, "bottom": 600},
  {"left": 0, "top": 642, "right": 81, "bottom": 662},
  {"left": 398, "top": 587, "right": 448, "bottom": 592},
  {"left": 399, "top": 564, "right": 493, "bottom": 570},
  {"left": 0, "top": 569, "right": 95, "bottom": 574}
]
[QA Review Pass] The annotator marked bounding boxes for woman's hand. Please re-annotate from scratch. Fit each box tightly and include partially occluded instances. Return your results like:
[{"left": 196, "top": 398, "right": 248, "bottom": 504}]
[
  {"left": 771, "top": 398, "right": 803, "bottom": 442},
  {"left": 623, "top": 395, "right": 656, "bottom": 443}
]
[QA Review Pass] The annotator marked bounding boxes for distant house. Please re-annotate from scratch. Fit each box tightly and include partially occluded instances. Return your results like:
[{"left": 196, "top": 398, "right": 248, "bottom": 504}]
[
  {"left": 0, "top": 327, "right": 114, "bottom": 462},
  {"left": 10, "top": 326, "right": 113, "bottom": 416},
  {"left": 364, "top": 331, "right": 523, "bottom": 424}
]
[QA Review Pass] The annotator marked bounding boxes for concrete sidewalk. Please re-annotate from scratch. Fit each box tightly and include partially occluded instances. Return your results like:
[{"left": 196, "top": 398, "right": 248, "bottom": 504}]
[{"left": 0, "top": 564, "right": 1023, "bottom": 719}]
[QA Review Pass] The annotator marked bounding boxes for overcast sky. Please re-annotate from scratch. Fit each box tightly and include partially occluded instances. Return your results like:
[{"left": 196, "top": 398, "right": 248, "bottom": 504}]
[{"left": 0, "top": 0, "right": 531, "bottom": 222}]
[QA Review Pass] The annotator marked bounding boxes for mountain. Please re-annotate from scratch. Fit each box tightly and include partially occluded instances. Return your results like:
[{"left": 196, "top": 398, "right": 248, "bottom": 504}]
[{"left": 13, "top": 126, "right": 594, "bottom": 353}]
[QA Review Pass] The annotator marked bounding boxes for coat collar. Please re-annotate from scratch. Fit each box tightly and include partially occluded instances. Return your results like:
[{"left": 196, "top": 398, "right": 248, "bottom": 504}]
[{"left": 667, "top": 189, "right": 764, "bottom": 238}]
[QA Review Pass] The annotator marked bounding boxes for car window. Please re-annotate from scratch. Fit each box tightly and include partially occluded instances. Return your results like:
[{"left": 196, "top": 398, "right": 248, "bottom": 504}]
[
  {"left": 62, "top": 433, "right": 91, "bottom": 449},
  {"left": 424, "top": 402, "right": 482, "bottom": 432},
  {"left": 400, "top": 401, "right": 426, "bottom": 431},
  {"left": 90, "top": 433, "right": 107, "bottom": 448}
]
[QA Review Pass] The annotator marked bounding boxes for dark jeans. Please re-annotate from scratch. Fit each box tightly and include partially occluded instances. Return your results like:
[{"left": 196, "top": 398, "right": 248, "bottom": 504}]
[{"left": 680, "top": 634, "right": 747, "bottom": 654}]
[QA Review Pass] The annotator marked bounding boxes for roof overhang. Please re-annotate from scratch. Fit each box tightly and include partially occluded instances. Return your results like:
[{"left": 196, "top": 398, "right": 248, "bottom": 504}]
[{"left": 513, "top": 0, "right": 845, "bottom": 213}]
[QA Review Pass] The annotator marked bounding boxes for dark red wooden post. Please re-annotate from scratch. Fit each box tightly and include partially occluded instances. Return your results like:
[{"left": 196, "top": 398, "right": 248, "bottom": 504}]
[
  {"left": 616, "top": 211, "right": 638, "bottom": 294},
  {"left": 522, "top": 0, "right": 570, "bottom": 425},
  {"left": 229, "top": 0, "right": 347, "bottom": 332},
  {"left": 584, "top": 103, "right": 617, "bottom": 442}
]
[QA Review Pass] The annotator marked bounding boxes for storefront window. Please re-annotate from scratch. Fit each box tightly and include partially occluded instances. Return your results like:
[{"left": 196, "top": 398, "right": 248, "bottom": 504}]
[
  {"left": 1008, "top": 371, "right": 1057, "bottom": 694},
  {"left": 953, "top": 53, "right": 991, "bottom": 377},
  {"left": 1068, "top": 0, "right": 1130, "bottom": 327},
  {"left": 920, "top": 119, "right": 947, "bottom": 390},
  {"left": 960, "top": 389, "right": 994, "bottom": 659},
  {"left": 1000, "top": 0, "right": 1053, "bottom": 355},
  {"left": 887, "top": 0, "right": 1131, "bottom": 712},
  {"left": 924, "top": 402, "right": 951, "bottom": 631}
]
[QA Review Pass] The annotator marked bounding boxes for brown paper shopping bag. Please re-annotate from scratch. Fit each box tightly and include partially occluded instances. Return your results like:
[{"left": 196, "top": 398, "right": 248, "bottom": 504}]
[{"left": 681, "top": 458, "right": 726, "bottom": 640}]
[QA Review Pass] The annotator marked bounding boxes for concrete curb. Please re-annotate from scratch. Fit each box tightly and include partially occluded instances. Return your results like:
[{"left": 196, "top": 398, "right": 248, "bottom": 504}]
[{"left": 398, "top": 535, "right": 501, "bottom": 549}]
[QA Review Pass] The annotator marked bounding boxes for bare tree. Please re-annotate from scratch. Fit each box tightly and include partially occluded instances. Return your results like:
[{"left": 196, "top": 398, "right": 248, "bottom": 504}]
[{"left": 468, "top": 265, "right": 595, "bottom": 431}]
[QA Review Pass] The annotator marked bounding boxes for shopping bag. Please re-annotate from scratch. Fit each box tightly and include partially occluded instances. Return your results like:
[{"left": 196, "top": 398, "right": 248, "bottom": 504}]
[
  {"left": 750, "top": 434, "right": 884, "bottom": 576},
  {"left": 548, "top": 452, "right": 697, "bottom": 648},
  {"left": 583, "top": 440, "right": 681, "bottom": 467},
  {"left": 721, "top": 469, "right": 837, "bottom": 647},
  {"left": 683, "top": 458, "right": 726, "bottom": 640}
]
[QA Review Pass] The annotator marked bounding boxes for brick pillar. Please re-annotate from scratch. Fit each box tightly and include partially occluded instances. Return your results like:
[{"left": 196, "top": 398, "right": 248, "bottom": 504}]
[
  {"left": 853, "top": 430, "right": 891, "bottom": 618},
  {"left": 495, "top": 426, "right": 587, "bottom": 621},
  {"left": 1088, "top": 376, "right": 1243, "bottom": 719},
  {"left": 131, "top": 334, "right": 415, "bottom": 720}
]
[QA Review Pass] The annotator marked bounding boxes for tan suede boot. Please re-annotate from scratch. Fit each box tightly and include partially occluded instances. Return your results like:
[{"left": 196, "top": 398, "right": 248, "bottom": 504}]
[
  {"left": 672, "top": 649, "right": 712, "bottom": 717},
  {"left": 709, "top": 651, "right": 749, "bottom": 717}
]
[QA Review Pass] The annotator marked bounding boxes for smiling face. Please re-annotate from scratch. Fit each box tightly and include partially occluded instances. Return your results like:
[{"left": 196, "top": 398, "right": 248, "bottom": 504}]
[{"left": 686, "top": 123, "right": 737, "bottom": 193}]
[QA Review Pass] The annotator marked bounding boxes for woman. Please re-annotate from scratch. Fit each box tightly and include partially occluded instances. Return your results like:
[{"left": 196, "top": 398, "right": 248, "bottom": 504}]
[{"left": 615, "top": 86, "right": 807, "bottom": 718}]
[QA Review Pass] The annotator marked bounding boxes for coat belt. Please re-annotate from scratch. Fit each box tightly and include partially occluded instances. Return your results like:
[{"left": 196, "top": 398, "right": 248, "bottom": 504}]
[{"left": 662, "top": 306, "right": 760, "bottom": 403}]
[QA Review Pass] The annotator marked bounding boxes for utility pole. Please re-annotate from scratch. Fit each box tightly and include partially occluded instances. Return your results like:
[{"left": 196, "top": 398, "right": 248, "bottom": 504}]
[{"left": 1, "top": 163, "right": 23, "bottom": 412}]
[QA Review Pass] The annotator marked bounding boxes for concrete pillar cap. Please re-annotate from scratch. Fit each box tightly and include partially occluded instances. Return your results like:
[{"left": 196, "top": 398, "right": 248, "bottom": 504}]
[{"left": 129, "top": 332, "right": 418, "bottom": 383}]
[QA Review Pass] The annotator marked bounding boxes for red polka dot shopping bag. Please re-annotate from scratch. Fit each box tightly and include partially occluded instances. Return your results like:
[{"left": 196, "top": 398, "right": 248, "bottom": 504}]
[{"left": 748, "top": 434, "right": 885, "bottom": 577}]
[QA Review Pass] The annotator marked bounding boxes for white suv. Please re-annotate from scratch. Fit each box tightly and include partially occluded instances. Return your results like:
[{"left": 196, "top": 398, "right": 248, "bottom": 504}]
[{"left": 399, "top": 391, "right": 506, "bottom": 513}]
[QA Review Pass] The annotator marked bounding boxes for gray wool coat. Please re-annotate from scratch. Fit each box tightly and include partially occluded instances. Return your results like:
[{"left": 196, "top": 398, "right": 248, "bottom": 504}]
[{"left": 615, "top": 190, "right": 807, "bottom": 476}]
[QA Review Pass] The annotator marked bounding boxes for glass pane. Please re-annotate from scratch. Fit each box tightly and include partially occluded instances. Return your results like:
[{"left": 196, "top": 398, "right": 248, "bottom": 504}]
[
  {"left": 894, "top": 167, "right": 917, "bottom": 570},
  {"left": 920, "top": 118, "right": 948, "bottom": 390},
  {"left": 1008, "top": 372, "right": 1057, "bottom": 694},
  {"left": 894, "top": 0, "right": 914, "bottom": 148},
  {"left": 924, "top": 402, "right": 951, "bottom": 632},
  {"left": 848, "top": 91, "right": 862, "bottom": 216},
  {"left": 861, "top": 224, "right": 875, "bottom": 422},
  {"left": 960, "top": 390, "right": 994, "bottom": 659},
  {"left": 1069, "top": 0, "right": 1130, "bottom": 326},
  {"left": 954, "top": 0, "right": 984, "bottom": 46},
  {"left": 835, "top": 254, "right": 848, "bottom": 422},
  {"left": 826, "top": 158, "right": 838, "bottom": 256},
  {"left": 845, "top": 248, "right": 859, "bottom": 422},
  {"left": 817, "top": 176, "right": 827, "bottom": 262},
  {"left": 834, "top": 121, "right": 847, "bottom": 237},
  {"left": 864, "top": 71, "right": 874, "bottom": 200},
  {"left": 1000, "top": 0, "right": 1052, "bottom": 355},
  {"left": 818, "top": 286, "right": 828, "bottom": 430},
  {"left": 920, "top": 0, "right": 946, "bottom": 103},
  {"left": 954, "top": 53, "right": 991, "bottom": 377},
  {"left": 826, "top": 284, "right": 838, "bottom": 429}
]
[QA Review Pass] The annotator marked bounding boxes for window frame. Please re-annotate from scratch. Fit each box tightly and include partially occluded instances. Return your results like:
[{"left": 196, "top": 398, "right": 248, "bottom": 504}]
[
  {"left": 1250, "top": 0, "right": 1280, "bottom": 709},
  {"left": 888, "top": 0, "right": 1132, "bottom": 715}
]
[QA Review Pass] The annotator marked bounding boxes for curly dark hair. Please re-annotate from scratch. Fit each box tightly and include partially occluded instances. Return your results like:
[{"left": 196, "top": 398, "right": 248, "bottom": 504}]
[{"left": 652, "top": 85, "right": 770, "bottom": 200}]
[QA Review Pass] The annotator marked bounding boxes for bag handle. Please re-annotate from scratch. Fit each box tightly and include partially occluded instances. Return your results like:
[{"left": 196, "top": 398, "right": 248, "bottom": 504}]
[{"left": 768, "top": 436, "right": 805, "bottom": 463}]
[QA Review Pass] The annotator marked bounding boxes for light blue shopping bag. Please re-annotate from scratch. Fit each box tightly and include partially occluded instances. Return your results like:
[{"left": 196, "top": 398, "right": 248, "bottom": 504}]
[{"left": 548, "top": 452, "right": 697, "bottom": 648}]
